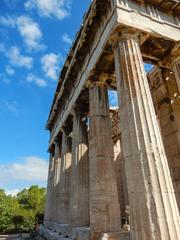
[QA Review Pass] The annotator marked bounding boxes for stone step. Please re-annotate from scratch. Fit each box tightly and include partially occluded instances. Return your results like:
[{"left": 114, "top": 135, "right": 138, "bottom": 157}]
[
  {"left": 99, "top": 232, "right": 130, "bottom": 240},
  {"left": 0, "top": 235, "right": 20, "bottom": 240},
  {"left": 0, "top": 234, "right": 30, "bottom": 240},
  {"left": 40, "top": 225, "right": 131, "bottom": 240}
]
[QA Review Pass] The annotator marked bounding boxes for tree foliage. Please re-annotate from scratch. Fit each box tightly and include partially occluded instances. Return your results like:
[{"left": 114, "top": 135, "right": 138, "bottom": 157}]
[{"left": 0, "top": 186, "right": 46, "bottom": 234}]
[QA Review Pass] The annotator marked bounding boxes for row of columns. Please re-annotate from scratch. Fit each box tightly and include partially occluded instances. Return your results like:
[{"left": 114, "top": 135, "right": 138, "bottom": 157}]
[{"left": 44, "top": 34, "right": 180, "bottom": 240}]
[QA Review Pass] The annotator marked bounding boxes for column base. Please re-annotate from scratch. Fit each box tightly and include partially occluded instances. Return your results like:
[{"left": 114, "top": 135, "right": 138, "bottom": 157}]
[
  {"left": 42, "top": 227, "right": 58, "bottom": 240},
  {"left": 99, "top": 232, "right": 130, "bottom": 240},
  {"left": 55, "top": 224, "right": 71, "bottom": 238},
  {"left": 46, "top": 222, "right": 57, "bottom": 232},
  {"left": 71, "top": 227, "right": 90, "bottom": 240},
  {"left": 39, "top": 224, "right": 71, "bottom": 240}
]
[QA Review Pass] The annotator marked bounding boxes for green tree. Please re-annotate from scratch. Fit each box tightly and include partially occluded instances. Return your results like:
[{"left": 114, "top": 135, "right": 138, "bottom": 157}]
[
  {"left": 27, "top": 186, "right": 46, "bottom": 213},
  {"left": 0, "top": 186, "right": 46, "bottom": 233},
  {"left": 17, "top": 189, "right": 29, "bottom": 208},
  {"left": 17, "top": 186, "right": 46, "bottom": 214},
  {"left": 0, "top": 190, "right": 19, "bottom": 233},
  {"left": 0, "top": 189, "right": 5, "bottom": 198},
  {"left": 12, "top": 215, "right": 24, "bottom": 231},
  {"left": 12, "top": 210, "right": 35, "bottom": 233}
]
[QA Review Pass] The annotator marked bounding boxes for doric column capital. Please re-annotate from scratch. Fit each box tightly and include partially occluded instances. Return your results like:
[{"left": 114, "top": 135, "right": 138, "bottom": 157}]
[
  {"left": 72, "top": 105, "right": 86, "bottom": 118},
  {"left": 61, "top": 124, "right": 72, "bottom": 136},
  {"left": 112, "top": 30, "right": 140, "bottom": 49},
  {"left": 90, "top": 80, "right": 108, "bottom": 88},
  {"left": 86, "top": 71, "right": 115, "bottom": 89},
  {"left": 54, "top": 132, "right": 62, "bottom": 147},
  {"left": 48, "top": 144, "right": 55, "bottom": 154},
  {"left": 86, "top": 80, "right": 108, "bottom": 89},
  {"left": 54, "top": 137, "right": 59, "bottom": 146},
  {"left": 119, "top": 31, "right": 139, "bottom": 42}
]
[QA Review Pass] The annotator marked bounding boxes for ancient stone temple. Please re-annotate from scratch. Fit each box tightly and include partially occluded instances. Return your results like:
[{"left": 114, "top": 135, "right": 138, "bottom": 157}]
[{"left": 41, "top": 0, "right": 180, "bottom": 240}]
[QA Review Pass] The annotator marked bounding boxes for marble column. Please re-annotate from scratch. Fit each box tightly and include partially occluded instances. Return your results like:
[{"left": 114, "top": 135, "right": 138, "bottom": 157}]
[
  {"left": 171, "top": 64, "right": 180, "bottom": 211},
  {"left": 57, "top": 130, "right": 72, "bottom": 224},
  {"left": 113, "top": 139, "right": 128, "bottom": 224},
  {"left": 49, "top": 142, "right": 61, "bottom": 224},
  {"left": 54, "top": 138, "right": 61, "bottom": 223},
  {"left": 44, "top": 149, "right": 54, "bottom": 227},
  {"left": 153, "top": 67, "right": 180, "bottom": 212},
  {"left": 70, "top": 110, "right": 89, "bottom": 227},
  {"left": 114, "top": 33, "right": 180, "bottom": 240},
  {"left": 47, "top": 147, "right": 56, "bottom": 224},
  {"left": 172, "top": 59, "right": 180, "bottom": 94},
  {"left": 89, "top": 82, "right": 121, "bottom": 239}
]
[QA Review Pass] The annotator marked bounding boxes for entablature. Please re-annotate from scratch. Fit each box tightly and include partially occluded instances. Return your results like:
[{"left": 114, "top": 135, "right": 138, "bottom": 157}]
[
  {"left": 116, "top": 0, "right": 180, "bottom": 39},
  {"left": 133, "top": 0, "right": 180, "bottom": 15},
  {"left": 47, "top": 0, "right": 113, "bottom": 131}
]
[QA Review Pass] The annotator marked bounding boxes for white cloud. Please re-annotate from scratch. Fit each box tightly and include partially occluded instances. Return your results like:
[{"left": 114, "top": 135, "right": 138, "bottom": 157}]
[
  {"left": 25, "top": 0, "right": 72, "bottom": 19},
  {"left": 5, "top": 189, "right": 20, "bottom": 197},
  {"left": 41, "top": 53, "right": 62, "bottom": 80},
  {"left": 0, "top": 156, "right": 48, "bottom": 182},
  {"left": 0, "top": 100, "right": 19, "bottom": 113},
  {"left": 0, "top": 45, "right": 33, "bottom": 69},
  {"left": 0, "top": 15, "right": 16, "bottom": 27},
  {"left": 0, "top": 15, "right": 45, "bottom": 50},
  {"left": 6, "top": 65, "right": 15, "bottom": 76},
  {"left": 17, "top": 16, "right": 44, "bottom": 50},
  {"left": 62, "top": 33, "right": 72, "bottom": 45},
  {"left": 26, "top": 73, "right": 47, "bottom": 87},
  {"left": 8, "top": 46, "right": 33, "bottom": 69}
]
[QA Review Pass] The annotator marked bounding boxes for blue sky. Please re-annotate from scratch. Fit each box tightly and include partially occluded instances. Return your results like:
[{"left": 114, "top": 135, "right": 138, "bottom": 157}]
[{"left": 0, "top": 0, "right": 94, "bottom": 194}]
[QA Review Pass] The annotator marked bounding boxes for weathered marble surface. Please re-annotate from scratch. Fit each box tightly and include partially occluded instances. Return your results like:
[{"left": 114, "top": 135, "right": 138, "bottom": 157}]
[
  {"left": 57, "top": 132, "right": 72, "bottom": 224},
  {"left": 70, "top": 111, "right": 89, "bottom": 227},
  {"left": 89, "top": 82, "right": 121, "bottom": 239},
  {"left": 114, "top": 34, "right": 180, "bottom": 240},
  {"left": 148, "top": 63, "right": 180, "bottom": 212}
]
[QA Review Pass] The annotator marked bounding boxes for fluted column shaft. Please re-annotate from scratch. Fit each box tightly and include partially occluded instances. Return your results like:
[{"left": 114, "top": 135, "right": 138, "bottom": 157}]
[
  {"left": 44, "top": 151, "right": 54, "bottom": 226},
  {"left": 113, "top": 139, "right": 128, "bottom": 221},
  {"left": 57, "top": 131, "right": 72, "bottom": 224},
  {"left": 48, "top": 151, "right": 56, "bottom": 223},
  {"left": 54, "top": 140, "right": 61, "bottom": 222},
  {"left": 50, "top": 143, "right": 59, "bottom": 223},
  {"left": 171, "top": 66, "right": 180, "bottom": 211},
  {"left": 172, "top": 59, "right": 180, "bottom": 94},
  {"left": 70, "top": 111, "right": 89, "bottom": 227},
  {"left": 114, "top": 34, "right": 180, "bottom": 240},
  {"left": 89, "top": 82, "right": 121, "bottom": 238}
]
